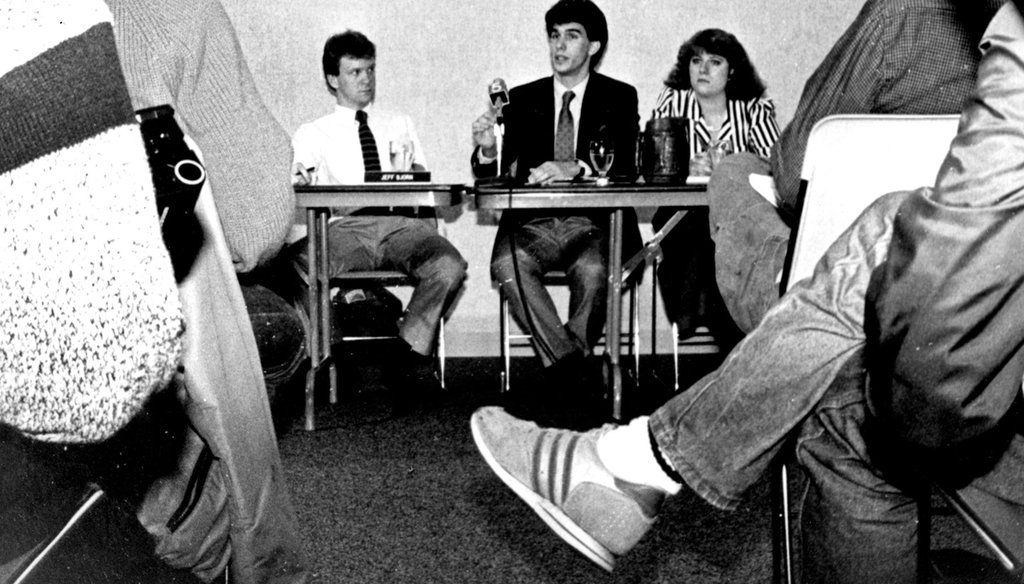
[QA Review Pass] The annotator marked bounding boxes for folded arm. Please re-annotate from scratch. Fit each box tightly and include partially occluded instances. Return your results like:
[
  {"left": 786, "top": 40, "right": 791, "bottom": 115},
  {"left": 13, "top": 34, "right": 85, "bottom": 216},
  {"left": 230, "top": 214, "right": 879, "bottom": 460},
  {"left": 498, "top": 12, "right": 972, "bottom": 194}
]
[{"left": 867, "top": 5, "right": 1024, "bottom": 454}]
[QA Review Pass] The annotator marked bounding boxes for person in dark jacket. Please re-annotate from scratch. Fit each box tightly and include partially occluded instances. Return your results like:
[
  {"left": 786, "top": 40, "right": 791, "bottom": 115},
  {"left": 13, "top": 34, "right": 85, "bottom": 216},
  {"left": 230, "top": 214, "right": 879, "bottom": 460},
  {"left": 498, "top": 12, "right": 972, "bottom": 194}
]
[
  {"left": 470, "top": 4, "right": 1024, "bottom": 582},
  {"left": 470, "top": 0, "right": 640, "bottom": 428}
]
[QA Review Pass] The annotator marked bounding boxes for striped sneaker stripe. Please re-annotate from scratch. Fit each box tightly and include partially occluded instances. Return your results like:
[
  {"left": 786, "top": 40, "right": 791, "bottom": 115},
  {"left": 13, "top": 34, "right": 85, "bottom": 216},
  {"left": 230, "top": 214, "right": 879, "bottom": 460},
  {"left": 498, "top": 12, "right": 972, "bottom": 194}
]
[
  {"left": 560, "top": 434, "right": 579, "bottom": 506},
  {"left": 547, "top": 433, "right": 563, "bottom": 503},
  {"left": 531, "top": 434, "right": 547, "bottom": 498},
  {"left": 528, "top": 429, "right": 581, "bottom": 506},
  {"left": 470, "top": 409, "right": 617, "bottom": 571}
]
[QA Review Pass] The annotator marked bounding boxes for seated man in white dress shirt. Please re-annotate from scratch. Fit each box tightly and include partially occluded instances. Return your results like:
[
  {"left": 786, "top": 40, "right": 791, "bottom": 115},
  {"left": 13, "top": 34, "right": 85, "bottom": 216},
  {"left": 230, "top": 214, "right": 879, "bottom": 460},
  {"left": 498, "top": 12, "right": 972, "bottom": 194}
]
[{"left": 291, "top": 30, "right": 467, "bottom": 405}]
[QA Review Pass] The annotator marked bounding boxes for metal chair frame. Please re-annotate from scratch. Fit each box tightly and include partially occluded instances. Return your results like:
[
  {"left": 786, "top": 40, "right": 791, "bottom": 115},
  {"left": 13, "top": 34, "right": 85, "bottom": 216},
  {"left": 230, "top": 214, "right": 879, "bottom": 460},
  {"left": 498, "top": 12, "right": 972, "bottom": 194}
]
[
  {"left": 648, "top": 256, "right": 721, "bottom": 392},
  {"left": 297, "top": 206, "right": 450, "bottom": 431},
  {"left": 327, "top": 270, "right": 446, "bottom": 391},
  {"left": 498, "top": 271, "right": 640, "bottom": 394},
  {"left": 769, "top": 114, "right": 1002, "bottom": 584}
]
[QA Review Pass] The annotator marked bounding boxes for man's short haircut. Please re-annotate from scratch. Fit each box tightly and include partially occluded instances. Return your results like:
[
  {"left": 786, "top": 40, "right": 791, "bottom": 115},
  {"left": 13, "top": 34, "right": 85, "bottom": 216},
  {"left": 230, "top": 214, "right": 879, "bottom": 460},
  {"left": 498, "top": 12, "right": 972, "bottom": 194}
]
[
  {"left": 322, "top": 30, "right": 376, "bottom": 95},
  {"left": 545, "top": 0, "right": 608, "bottom": 70}
]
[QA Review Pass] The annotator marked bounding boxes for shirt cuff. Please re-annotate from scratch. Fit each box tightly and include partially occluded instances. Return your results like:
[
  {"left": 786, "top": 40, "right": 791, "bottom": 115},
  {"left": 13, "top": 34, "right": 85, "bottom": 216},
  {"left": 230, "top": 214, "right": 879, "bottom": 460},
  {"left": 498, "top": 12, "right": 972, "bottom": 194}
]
[
  {"left": 477, "top": 148, "right": 498, "bottom": 164},
  {"left": 576, "top": 159, "right": 592, "bottom": 178}
]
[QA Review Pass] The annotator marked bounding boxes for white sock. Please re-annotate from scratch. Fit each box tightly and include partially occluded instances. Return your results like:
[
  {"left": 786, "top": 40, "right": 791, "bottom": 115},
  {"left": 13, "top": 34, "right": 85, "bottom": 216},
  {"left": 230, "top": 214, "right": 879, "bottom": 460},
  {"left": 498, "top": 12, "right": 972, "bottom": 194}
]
[{"left": 596, "top": 416, "right": 682, "bottom": 495}]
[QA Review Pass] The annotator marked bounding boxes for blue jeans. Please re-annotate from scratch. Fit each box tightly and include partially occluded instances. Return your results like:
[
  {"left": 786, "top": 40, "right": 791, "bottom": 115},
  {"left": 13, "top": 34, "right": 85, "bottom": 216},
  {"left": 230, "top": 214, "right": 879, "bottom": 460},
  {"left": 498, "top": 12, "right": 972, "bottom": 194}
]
[
  {"left": 491, "top": 215, "right": 607, "bottom": 367},
  {"left": 650, "top": 190, "right": 1024, "bottom": 582},
  {"left": 239, "top": 281, "right": 306, "bottom": 401},
  {"left": 297, "top": 215, "right": 467, "bottom": 356},
  {"left": 707, "top": 152, "right": 791, "bottom": 334}
]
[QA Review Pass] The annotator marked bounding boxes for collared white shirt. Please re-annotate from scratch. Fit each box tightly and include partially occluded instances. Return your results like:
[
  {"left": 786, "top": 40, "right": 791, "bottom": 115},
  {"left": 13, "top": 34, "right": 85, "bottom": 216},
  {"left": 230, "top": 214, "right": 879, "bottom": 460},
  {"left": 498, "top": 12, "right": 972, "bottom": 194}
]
[
  {"left": 292, "top": 103, "right": 426, "bottom": 185},
  {"left": 553, "top": 75, "right": 589, "bottom": 155}
]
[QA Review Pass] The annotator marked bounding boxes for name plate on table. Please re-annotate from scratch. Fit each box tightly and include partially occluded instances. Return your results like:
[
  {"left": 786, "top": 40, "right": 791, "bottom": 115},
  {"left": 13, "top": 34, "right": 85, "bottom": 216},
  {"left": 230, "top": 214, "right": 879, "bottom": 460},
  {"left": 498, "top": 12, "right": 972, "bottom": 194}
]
[{"left": 364, "top": 171, "right": 432, "bottom": 182}]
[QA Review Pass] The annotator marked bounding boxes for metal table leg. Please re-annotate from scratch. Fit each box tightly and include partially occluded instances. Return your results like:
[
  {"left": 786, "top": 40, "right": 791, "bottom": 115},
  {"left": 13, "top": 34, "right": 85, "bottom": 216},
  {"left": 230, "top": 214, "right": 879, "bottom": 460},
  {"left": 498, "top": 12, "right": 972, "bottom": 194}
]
[
  {"left": 304, "top": 209, "right": 320, "bottom": 431},
  {"left": 317, "top": 210, "right": 337, "bottom": 404},
  {"left": 606, "top": 208, "right": 624, "bottom": 420}
]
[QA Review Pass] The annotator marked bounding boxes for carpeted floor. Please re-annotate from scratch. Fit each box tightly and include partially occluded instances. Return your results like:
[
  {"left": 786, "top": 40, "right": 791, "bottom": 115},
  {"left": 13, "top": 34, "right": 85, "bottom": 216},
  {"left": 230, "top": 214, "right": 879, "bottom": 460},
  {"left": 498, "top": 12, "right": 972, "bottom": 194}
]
[
  {"left": 4, "top": 352, "right": 1006, "bottom": 583},
  {"left": 270, "top": 354, "right": 1006, "bottom": 584},
  {"left": 274, "top": 353, "right": 779, "bottom": 584}
]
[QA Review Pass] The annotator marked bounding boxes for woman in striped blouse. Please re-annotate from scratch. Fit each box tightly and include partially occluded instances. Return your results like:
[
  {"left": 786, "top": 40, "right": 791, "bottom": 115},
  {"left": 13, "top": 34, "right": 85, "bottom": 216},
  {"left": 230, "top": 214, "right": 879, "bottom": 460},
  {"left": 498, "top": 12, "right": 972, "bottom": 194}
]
[
  {"left": 651, "top": 29, "right": 780, "bottom": 344},
  {"left": 651, "top": 28, "right": 780, "bottom": 175}
]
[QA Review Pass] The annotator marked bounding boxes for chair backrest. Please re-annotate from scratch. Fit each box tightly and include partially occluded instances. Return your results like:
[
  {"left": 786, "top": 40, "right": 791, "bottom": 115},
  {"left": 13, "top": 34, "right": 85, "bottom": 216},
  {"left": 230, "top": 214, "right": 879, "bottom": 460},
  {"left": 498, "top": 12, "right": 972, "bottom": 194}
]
[
  {"left": 785, "top": 114, "right": 960, "bottom": 291},
  {"left": 773, "top": 114, "right": 961, "bottom": 584},
  {"left": 776, "top": 114, "right": 1024, "bottom": 581}
]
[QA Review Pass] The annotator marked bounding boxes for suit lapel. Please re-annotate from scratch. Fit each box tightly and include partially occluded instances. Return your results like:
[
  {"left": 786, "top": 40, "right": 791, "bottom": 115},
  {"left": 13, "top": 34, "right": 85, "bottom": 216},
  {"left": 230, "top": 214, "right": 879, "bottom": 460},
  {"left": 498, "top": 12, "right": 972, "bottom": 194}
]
[
  {"left": 537, "top": 77, "right": 555, "bottom": 160},
  {"left": 513, "top": 77, "right": 555, "bottom": 165}
]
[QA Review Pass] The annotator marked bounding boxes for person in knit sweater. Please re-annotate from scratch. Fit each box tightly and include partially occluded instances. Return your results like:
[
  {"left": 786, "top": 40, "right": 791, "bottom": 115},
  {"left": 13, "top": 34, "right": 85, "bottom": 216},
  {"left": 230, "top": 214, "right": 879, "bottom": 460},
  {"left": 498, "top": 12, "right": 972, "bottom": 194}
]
[
  {"left": 1, "top": 2, "right": 193, "bottom": 582},
  {"left": 103, "top": 0, "right": 307, "bottom": 402},
  {"left": 103, "top": 1, "right": 310, "bottom": 582},
  {"left": 103, "top": 0, "right": 292, "bottom": 273},
  {"left": 0, "top": 0, "right": 184, "bottom": 447}
]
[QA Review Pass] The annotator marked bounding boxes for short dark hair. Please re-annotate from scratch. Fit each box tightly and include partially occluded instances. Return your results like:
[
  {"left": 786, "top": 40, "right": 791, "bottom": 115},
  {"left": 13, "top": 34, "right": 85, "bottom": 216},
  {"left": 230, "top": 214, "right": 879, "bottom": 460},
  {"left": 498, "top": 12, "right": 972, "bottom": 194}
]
[
  {"left": 322, "top": 30, "right": 376, "bottom": 95},
  {"left": 544, "top": 0, "right": 608, "bottom": 70},
  {"left": 665, "top": 29, "right": 767, "bottom": 101}
]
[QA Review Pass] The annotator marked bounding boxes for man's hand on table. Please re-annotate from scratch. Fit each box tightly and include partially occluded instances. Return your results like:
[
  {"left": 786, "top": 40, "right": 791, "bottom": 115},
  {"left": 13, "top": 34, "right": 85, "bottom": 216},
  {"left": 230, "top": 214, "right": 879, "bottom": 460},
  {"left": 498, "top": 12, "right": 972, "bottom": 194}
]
[{"left": 527, "top": 160, "right": 583, "bottom": 185}]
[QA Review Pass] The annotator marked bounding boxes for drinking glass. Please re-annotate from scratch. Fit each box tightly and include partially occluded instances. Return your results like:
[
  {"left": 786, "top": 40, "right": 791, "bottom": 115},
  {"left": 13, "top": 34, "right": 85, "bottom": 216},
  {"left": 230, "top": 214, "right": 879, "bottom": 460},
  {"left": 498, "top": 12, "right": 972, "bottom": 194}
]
[
  {"left": 588, "top": 139, "right": 615, "bottom": 185},
  {"left": 709, "top": 139, "right": 734, "bottom": 169},
  {"left": 389, "top": 139, "right": 415, "bottom": 172}
]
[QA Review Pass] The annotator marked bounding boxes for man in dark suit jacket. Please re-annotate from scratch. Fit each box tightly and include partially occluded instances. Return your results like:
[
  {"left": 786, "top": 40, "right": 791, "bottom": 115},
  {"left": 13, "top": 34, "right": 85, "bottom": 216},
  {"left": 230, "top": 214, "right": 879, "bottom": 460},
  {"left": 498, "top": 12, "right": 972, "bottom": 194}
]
[
  {"left": 471, "top": 0, "right": 639, "bottom": 428},
  {"left": 470, "top": 6, "right": 1024, "bottom": 579}
]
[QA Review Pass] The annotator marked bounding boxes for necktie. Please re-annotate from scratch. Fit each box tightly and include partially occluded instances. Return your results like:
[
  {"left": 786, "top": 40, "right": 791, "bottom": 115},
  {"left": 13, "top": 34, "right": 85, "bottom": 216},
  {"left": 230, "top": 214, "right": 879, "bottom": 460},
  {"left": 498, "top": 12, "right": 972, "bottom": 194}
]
[
  {"left": 355, "top": 110, "right": 381, "bottom": 172},
  {"left": 554, "top": 90, "right": 575, "bottom": 161}
]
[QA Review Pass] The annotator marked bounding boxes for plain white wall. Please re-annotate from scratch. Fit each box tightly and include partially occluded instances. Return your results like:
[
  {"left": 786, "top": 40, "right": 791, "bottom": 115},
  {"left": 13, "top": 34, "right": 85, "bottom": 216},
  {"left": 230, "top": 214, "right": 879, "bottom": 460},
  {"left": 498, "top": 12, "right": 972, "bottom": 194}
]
[{"left": 221, "top": 0, "right": 863, "bottom": 356}]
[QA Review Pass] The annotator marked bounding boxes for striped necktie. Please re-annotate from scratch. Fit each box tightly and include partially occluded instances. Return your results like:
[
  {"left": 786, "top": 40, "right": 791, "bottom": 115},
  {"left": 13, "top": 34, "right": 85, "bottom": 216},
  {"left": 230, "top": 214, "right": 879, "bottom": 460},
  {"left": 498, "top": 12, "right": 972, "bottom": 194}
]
[
  {"left": 355, "top": 109, "right": 381, "bottom": 172},
  {"left": 553, "top": 90, "right": 575, "bottom": 161}
]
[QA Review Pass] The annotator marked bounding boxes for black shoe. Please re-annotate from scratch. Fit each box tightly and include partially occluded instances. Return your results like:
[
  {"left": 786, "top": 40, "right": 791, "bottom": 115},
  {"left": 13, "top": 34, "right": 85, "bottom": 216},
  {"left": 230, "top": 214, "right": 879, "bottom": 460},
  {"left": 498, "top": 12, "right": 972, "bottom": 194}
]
[
  {"left": 503, "top": 352, "right": 609, "bottom": 431},
  {"left": 387, "top": 349, "right": 442, "bottom": 416}
]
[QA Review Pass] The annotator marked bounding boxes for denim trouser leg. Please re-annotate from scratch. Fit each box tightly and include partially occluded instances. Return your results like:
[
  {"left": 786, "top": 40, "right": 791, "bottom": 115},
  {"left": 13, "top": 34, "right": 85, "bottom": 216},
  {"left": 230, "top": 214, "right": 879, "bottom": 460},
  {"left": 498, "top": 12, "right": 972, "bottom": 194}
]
[
  {"left": 648, "top": 189, "right": 910, "bottom": 509},
  {"left": 794, "top": 354, "right": 1024, "bottom": 583},
  {"left": 491, "top": 216, "right": 607, "bottom": 367},
  {"left": 563, "top": 225, "right": 608, "bottom": 350},
  {"left": 239, "top": 282, "right": 307, "bottom": 401},
  {"left": 318, "top": 215, "right": 466, "bottom": 356},
  {"left": 795, "top": 355, "right": 919, "bottom": 584},
  {"left": 380, "top": 220, "right": 467, "bottom": 355},
  {"left": 708, "top": 152, "right": 791, "bottom": 334}
]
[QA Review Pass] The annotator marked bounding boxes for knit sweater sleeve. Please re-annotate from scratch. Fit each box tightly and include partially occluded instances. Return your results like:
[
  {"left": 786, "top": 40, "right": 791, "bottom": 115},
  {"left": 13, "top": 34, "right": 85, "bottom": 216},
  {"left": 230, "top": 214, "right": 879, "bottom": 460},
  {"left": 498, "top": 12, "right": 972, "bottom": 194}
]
[
  {"left": 109, "top": 0, "right": 294, "bottom": 273},
  {"left": 1, "top": 0, "right": 184, "bottom": 443}
]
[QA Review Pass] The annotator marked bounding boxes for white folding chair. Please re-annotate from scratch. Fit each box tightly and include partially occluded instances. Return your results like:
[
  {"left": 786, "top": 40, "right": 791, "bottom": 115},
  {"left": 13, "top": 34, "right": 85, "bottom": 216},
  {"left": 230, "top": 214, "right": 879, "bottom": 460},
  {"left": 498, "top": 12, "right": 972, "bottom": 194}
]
[{"left": 771, "top": 114, "right": 961, "bottom": 584}]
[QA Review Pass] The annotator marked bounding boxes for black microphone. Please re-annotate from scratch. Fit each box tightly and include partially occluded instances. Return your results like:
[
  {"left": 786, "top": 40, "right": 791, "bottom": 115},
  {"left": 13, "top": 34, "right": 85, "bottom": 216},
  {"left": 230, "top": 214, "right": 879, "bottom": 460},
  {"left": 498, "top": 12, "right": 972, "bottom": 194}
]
[{"left": 488, "top": 78, "right": 510, "bottom": 124}]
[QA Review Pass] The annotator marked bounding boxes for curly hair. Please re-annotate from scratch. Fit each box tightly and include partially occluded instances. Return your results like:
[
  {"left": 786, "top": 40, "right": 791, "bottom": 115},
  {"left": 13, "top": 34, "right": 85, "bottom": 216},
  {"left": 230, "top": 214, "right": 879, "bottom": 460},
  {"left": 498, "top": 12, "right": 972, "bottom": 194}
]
[{"left": 664, "top": 29, "right": 766, "bottom": 101}]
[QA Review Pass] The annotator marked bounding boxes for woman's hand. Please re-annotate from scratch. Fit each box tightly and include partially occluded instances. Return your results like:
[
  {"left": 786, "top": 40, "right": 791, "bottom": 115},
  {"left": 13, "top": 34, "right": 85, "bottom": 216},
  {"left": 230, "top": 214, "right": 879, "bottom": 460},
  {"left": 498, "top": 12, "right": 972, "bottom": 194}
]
[
  {"left": 689, "top": 152, "right": 713, "bottom": 177},
  {"left": 292, "top": 162, "right": 313, "bottom": 186}
]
